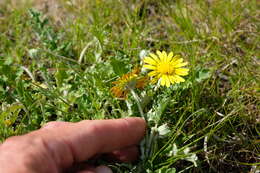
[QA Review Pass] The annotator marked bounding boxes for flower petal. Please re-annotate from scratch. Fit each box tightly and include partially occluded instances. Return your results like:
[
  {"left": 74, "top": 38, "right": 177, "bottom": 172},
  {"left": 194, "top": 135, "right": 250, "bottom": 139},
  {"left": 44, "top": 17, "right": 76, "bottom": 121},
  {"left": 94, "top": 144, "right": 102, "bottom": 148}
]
[
  {"left": 175, "top": 68, "right": 189, "bottom": 76},
  {"left": 151, "top": 77, "right": 158, "bottom": 84},
  {"left": 169, "top": 76, "right": 175, "bottom": 84},
  {"left": 174, "top": 75, "right": 185, "bottom": 83},
  {"left": 174, "top": 58, "right": 183, "bottom": 64},
  {"left": 175, "top": 62, "right": 188, "bottom": 68},
  {"left": 165, "top": 76, "right": 171, "bottom": 87},
  {"left": 171, "top": 75, "right": 178, "bottom": 83},
  {"left": 162, "top": 51, "right": 167, "bottom": 61},
  {"left": 143, "top": 64, "right": 156, "bottom": 70},
  {"left": 171, "top": 55, "right": 181, "bottom": 61},
  {"left": 136, "top": 77, "right": 147, "bottom": 89},
  {"left": 148, "top": 71, "right": 158, "bottom": 77},
  {"left": 149, "top": 53, "right": 160, "bottom": 62},
  {"left": 132, "top": 67, "right": 141, "bottom": 74},
  {"left": 168, "top": 51, "right": 174, "bottom": 60},
  {"left": 144, "top": 57, "right": 157, "bottom": 65},
  {"left": 156, "top": 51, "right": 164, "bottom": 61},
  {"left": 161, "top": 75, "right": 170, "bottom": 87},
  {"left": 160, "top": 76, "right": 166, "bottom": 86},
  {"left": 111, "top": 86, "right": 124, "bottom": 98}
]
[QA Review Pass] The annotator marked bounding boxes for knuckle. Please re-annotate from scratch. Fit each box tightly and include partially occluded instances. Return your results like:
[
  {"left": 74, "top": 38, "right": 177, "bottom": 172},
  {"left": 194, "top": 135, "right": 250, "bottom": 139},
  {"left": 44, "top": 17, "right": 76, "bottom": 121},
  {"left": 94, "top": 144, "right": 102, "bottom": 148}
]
[
  {"left": 1, "top": 135, "right": 42, "bottom": 160},
  {"left": 42, "top": 121, "right": 67, "bottom": 129},
  {"left": 2, "top": 134, "right": 45, "bottom": 152},
  {"left": 88, "top": 121, "right": 102, "bottom": 134},
  {"left": 44, "top": 121, "right": 57, "bottom": 126},
  {"left": 121, "top": 118, "right": 132, "bottom": 131},
  {"left": 42, "top": 121, "right": 58, "bottom": 129},
  {"left": 0, "top": 133, "right": 56, "bottom": 172},
  {"left": 1, "top": 136, "right": 24, "bottom": 148},
  {"left": 3, "top": 136, "right": 21, "bottom": 143}
]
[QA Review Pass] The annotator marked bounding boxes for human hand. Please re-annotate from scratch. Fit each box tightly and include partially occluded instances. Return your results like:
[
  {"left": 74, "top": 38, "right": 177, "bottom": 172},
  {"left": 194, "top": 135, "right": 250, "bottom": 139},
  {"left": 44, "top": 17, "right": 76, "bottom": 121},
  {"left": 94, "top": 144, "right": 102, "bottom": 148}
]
[{"left": 0, "top": 118, "right": 146, "bottom": 173}]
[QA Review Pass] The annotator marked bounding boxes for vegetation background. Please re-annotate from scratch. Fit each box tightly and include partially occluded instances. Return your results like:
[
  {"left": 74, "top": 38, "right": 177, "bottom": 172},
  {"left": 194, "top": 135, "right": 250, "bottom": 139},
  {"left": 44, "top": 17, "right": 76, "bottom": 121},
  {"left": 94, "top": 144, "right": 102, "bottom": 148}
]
[{"left": 0, "top": 0, "right": 259, "bottom": 172}]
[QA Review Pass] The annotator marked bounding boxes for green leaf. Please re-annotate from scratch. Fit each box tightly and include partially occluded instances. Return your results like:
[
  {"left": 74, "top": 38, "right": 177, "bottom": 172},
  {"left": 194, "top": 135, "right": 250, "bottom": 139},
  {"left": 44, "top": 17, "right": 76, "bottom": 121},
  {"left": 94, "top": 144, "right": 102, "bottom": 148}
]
[
  {"left": 110, "top": 58, "right": 128, "bottom": 76},
  {"left": 0, "top": 103, "right": 24, "bottom": 125},
  {"left": 195, "top": 68, "right": 211, "bottom": 83},
  {"left": 157, "top": 124, "right": 171, "bottom": 137},
  {"left": 55, "top": 64, "right": 68, "bottom": 88},
  {"left": 154, "top": 167, "right": 176, "bottom": 173}
]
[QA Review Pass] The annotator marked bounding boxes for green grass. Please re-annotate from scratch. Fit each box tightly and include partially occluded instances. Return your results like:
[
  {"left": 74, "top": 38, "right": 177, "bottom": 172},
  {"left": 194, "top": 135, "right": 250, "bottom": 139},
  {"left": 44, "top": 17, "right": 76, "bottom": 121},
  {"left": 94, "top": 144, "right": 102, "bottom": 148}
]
[{"left": 0, "top": 0, "right": 259, "bottom": 172}]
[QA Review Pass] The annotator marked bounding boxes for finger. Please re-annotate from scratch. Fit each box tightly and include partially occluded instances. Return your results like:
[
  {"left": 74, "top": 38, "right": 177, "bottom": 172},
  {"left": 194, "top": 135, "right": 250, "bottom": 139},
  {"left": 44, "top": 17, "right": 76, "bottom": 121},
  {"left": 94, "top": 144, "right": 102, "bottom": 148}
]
[
  {"left": 76, "top": 171, "right": 95, "bottom": 173},
  {"left": 65, "top": 163, "right": 95, "bottom": 173},
  {"left": 76, "top": 171, "right": 94, "bottom": 173},
  {"left": 104, "top": 146, "right": 139, "bottom": 163},
  {"left": 94, "top": 165, "right": 113, "bottom": 173},
  {"left": 41, "top": 121, "right": 70, "bottom": 129},
  {"left": 77, "top": 166, "right": 112, "bottom": 173},
  {"left": 32, "top": 117, "right": 146, "bottom": 168}
]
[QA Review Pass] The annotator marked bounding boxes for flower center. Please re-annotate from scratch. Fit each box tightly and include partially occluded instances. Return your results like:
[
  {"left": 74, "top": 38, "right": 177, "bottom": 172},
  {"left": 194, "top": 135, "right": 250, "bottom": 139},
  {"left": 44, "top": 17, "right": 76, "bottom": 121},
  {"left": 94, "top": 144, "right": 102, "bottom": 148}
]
[{"left": 157, "top": 62, "right": 174, "bottom": 75}]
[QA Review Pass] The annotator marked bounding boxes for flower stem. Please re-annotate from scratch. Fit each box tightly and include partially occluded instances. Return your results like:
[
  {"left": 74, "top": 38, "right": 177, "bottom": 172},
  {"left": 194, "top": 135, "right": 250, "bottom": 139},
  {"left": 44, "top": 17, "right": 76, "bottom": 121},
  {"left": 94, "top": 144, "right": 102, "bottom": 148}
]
[
  {"left": 130, "top": 89, "right": 151, "bottom": 160},
  {"left": 130, "top": 89, "right": 147, "bottom": 120}
]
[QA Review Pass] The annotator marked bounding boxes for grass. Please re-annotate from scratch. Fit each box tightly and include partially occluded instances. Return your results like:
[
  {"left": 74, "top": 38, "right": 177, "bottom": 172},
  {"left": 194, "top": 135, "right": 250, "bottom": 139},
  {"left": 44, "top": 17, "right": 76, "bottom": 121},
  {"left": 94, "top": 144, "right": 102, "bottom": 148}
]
[{"left": 0, "top": 0, "right": 259, "bottom": 172}]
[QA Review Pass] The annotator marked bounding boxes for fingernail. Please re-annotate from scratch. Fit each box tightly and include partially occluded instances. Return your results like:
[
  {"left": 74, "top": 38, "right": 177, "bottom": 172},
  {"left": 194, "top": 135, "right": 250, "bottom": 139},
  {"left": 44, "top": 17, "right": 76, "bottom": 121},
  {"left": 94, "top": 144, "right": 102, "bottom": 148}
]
[{"left": 95, "top": 165, "right": 113, "bottom": 173}]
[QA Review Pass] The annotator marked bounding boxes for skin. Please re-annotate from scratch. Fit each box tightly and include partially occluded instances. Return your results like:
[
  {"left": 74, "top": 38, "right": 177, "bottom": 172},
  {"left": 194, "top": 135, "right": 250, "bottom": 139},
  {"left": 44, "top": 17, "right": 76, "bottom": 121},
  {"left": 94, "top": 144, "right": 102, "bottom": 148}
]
[{"left": 0, "top": 117, "right": 146, "bottom": 173}]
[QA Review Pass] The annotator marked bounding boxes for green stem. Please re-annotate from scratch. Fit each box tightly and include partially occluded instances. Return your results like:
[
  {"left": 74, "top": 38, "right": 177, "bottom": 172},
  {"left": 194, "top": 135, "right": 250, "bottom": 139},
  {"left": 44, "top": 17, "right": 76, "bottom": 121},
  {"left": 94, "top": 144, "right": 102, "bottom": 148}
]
[
  {"left": 125, "top": 100, "right": 133, "bottom": 116},
  {"left": 130, "top": 89, "right": 151, "bottom": 160},
  {"left": 130, "top": 89, "right": 147, "bottom": 121}
]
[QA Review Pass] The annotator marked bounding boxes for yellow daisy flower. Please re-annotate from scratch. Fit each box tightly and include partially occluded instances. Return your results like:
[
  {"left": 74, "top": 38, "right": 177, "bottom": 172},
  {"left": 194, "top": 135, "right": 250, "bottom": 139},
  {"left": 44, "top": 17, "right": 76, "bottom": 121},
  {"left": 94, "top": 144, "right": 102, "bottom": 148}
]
[
  {"left": 110, "top": 68, "right": 148, "bottom": 99},
  {"left": 143, "top": 50, "right": 189, "bottom": 87}
]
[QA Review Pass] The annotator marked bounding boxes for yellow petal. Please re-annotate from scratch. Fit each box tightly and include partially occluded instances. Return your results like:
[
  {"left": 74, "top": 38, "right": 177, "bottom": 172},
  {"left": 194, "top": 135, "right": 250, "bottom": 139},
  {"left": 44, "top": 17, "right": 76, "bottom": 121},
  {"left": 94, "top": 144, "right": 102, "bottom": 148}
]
[
  {"left": 151, "top": 77, "right": 158, "bottom": 84},
  {"left": 136, "top": 77, "right": 147, "bottom": 88},
  {"left": 174, "top": 75, "right": 185, "bottom": 83},
  {"left": 160, "top": 76, "right": 166, "bottom": 86},
  {"left": 165, "top": 76, "right": 171, "bottom": 87},
  {"left": 111, "top": 86, "right": 123, "bottom": 98},
  {"left": 168, "top": 52, "right": 173, "bottom": 60},
  {"left": 162, "top": 51, "right": 167, "bottom": 61},
  {"left": 171, "top": 75, "right": 179, "bottom": 83},
  {"left": 170, "top": 59, "right": 181, "bottom": 66},
  {"left": 174, "top": 58, "right": 183, "bottom": 64},
  {"left": 169, "top": 76, "right": 175, "bottom": 84},
  {"left": 132, "top": 67, "right": 141, "bottom": 75},
  {"left": 144, "top": 57, "right": 157, "bottom": 65},
  {"left": 171, "top": 55, "right": 181, "bottom": 61},
  {"left": 175, "top": 68, "right": 189, "bottom": 76},
  {"left": 143, "top": 64, "right": 156, "bottom": 70},
  {"left": 161, "top": 75, "right": 170, "bottom": 87},
  {"left": 148, "top": 71, "right": 158, "bottom": 77},
  {"left": 167, "top": 56, "right": 173, "bottom": 63},
  {"left": 175, "top": 62, "right": 188, "bottom": 68},
  {"left": 156, "top": 51, "right": 163, "bottom": 61},
  {"left": 149, "top": 53, "right": 160, "bottom": 62}
]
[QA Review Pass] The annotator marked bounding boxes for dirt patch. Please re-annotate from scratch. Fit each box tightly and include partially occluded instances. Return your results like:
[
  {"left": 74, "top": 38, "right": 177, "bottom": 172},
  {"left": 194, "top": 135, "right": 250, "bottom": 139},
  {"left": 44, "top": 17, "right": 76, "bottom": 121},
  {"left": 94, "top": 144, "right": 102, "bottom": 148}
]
[
  {"left": 33, "top": 0, "right": 65, "bottom": 22},
  {"left": 0, "top": 0, "right": 67, "bottom": 23}
]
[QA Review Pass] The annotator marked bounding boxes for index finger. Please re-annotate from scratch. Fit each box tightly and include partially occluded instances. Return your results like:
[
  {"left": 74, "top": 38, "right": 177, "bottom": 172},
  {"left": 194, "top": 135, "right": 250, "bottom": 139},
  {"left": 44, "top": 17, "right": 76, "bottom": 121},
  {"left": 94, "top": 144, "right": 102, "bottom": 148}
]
[{"left": 36, "top": 118, "right": 146, "bottom": 168}]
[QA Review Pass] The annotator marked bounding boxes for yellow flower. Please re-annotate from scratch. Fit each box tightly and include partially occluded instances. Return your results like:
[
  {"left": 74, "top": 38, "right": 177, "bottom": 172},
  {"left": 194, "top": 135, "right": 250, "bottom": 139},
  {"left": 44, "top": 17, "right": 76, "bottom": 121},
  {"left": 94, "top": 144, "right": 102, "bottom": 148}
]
[
  {"left": 143, "top": 51, "right": 189, "bottom": 87},
  {"left": 111, "top": 68, "right": 147, "bottom": 99}
]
